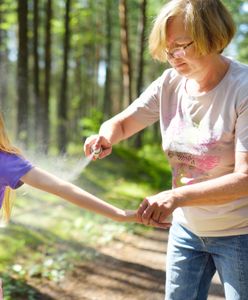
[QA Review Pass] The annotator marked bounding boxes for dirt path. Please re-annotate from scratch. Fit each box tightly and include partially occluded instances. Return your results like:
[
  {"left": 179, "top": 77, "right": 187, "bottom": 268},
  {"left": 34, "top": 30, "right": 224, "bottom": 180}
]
[{"left": 29, "top": 228, "right": 225, "bottom": 300}]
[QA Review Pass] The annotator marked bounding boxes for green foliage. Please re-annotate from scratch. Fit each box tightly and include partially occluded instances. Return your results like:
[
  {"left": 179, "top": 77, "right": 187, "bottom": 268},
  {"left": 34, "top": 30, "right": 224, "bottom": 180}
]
[
  {"left": 238, "top": 41, "right": 248, "bottom": 63},
  {"left": 79, "top": 108, "right": 103, "bottom": 138},
  {"left": 10, "top": 252, "right": 74, "bottom": 282},
  {"left": 222, "top": 0, "right": 248, "bottom": 62},
  {"left": 0, "top": 1, "right": 16, "bottom": 31},
  {"left": 0, "top": 274, "right": 37, "bottom": 300}
]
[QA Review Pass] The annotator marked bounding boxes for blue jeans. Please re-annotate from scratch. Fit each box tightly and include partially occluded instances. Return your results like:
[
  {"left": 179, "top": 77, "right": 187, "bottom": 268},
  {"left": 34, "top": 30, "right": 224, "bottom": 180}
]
[{"left": 165, "top": 222, "right": 248, "bottom": 300}]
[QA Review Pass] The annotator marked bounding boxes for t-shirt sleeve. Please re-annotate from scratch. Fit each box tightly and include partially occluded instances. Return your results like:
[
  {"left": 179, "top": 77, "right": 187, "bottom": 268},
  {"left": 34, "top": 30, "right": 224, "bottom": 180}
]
[
  {"left": 124, "top": 73, "right": 165, "bottom": 126},
  {"left": 235, "top": 96, "right": 248, "bottom": 151},
  {"left": 0, "top": 153, "right": 33, "bottom": 189}
]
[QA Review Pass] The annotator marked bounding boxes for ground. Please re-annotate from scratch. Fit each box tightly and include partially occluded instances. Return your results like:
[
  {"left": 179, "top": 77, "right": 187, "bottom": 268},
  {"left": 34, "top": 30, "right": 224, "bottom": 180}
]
[{"left": 26, "top": 228, "right": 225, "bottom": 300}]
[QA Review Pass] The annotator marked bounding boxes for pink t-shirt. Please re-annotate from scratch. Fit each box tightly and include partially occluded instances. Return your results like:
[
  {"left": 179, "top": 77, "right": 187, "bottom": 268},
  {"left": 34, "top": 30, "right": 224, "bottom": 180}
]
[{"left": 126, "top": 58, "right": 248, "bottom": 236}]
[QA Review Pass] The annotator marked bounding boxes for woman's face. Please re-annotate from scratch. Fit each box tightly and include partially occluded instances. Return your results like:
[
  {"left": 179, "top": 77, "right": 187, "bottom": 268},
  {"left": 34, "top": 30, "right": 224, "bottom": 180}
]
[{"left": 166, "top": 15, "right": 212, "bottom": 78}]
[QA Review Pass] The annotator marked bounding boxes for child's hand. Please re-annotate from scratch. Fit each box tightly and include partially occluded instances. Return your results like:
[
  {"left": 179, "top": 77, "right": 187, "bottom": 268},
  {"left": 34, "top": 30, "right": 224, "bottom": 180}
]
[
  {"left": 117, "top": 210, "right": 171, "bottom": 229},
  {"left": 121, "top": 210, "right": 137, "bottom": 222}
]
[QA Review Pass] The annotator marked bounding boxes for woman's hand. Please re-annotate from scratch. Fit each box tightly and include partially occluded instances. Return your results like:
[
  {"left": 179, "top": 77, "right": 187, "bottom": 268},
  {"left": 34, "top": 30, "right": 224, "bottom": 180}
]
[
  {"left": 118, "top": 209, "right": 171, "bottom": 229},
  {"left": 84, "top": 134, "right": 112, "bottom": 160},
  {"left": 137, "top": 190, "right": 178, "bottom": 228}
]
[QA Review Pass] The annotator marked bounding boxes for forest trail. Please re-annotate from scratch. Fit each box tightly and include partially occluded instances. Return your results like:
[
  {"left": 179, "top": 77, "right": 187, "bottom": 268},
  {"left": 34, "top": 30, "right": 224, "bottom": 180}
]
[{"left": 32, "top": 228, "right": 225, "bottom": 300}]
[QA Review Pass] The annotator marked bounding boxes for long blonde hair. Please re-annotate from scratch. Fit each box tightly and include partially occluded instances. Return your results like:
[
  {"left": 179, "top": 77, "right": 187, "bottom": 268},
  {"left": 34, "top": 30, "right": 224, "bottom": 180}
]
[{"left": 0, "top": 112, "right": 21, "bottom": 224}]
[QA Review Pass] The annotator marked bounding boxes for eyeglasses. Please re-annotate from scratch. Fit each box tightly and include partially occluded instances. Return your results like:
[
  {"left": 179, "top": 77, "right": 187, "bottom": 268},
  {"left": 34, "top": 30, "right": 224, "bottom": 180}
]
[{"left": 165, "top": 41, "right": 194, "bottom": 59}]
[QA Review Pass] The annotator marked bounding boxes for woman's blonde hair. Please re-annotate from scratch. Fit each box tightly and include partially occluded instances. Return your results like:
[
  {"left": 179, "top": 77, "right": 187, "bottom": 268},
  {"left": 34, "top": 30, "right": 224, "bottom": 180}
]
[
  {"left": 0, "top": 112, "right": 21, "bottom": 224},
  {"left": 149, "top": 0, "right": 236, "bottom": 62}
]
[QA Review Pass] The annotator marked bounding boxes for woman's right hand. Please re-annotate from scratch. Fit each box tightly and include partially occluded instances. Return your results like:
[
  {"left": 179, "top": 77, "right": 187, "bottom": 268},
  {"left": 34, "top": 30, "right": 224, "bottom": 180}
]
[{"left": 84, "top": 134, "right": 112, "bottom": 160}]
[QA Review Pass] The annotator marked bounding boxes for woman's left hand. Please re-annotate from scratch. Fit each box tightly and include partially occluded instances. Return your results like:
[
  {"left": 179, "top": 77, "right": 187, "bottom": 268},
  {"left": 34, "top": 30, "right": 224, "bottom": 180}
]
[{"left": 137, "top": 190, "right": 178, "bottom": 228}]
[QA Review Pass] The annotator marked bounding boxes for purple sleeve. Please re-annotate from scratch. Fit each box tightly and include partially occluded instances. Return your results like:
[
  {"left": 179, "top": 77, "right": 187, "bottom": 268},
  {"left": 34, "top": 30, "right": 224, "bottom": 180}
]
[{"left": 0, "top": 152, "right": 33, "bottom": 189}]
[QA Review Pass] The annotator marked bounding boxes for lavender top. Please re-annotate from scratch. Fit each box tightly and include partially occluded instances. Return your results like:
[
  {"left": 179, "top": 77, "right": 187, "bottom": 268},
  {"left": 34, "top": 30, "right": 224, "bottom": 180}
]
[{"left": 0, "top": 151, "right": 33, "bottom": 208}]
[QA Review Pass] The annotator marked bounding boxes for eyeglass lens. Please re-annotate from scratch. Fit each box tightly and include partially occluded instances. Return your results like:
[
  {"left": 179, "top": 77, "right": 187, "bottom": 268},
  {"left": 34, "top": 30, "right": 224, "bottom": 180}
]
[{"left": 172, "top": 49, "right": 185, "bottom": 58}]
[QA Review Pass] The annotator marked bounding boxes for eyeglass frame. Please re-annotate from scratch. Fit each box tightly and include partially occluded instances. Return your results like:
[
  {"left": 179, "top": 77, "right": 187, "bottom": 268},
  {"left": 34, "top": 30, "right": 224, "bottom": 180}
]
[{"left": 165, "top": 41, "right": 194, "bottom": 59}]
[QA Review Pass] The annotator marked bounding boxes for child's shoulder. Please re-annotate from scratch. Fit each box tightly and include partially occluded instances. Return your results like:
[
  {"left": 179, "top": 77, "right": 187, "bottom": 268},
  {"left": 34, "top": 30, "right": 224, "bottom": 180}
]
[
  {"left": 0, "top": 151, "right": 19, "bottom": 160},
  {"left": 0, "top": 151, "right": 33, "bottom": 188},
  {"left": 0, "top": 151, "right": 30, "bottom": 168}
]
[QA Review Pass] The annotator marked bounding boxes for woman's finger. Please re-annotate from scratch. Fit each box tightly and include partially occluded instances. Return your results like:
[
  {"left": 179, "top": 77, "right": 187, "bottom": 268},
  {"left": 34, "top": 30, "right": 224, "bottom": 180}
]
[
  {"left": 137, "top": 198, "right": 149, "bottom": 223},
  {"left": 141, "top": 204, "right": 155, "bottom": 225}
]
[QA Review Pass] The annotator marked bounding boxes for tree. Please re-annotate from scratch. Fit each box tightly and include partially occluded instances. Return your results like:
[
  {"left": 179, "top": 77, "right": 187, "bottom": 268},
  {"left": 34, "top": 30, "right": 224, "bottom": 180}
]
[
  {"left": 43, "top": 0, "right": 52, "bottom": 152},
  {"left": 119, "top": 0, "right": 132, "bottom": 108},
  {"left": 17, "top": 0, "right": 29, "bottom": 146},
  {"left": 136, "top": 0, "right": 147, "bottom": 97},
  {"left": 0, "top": 0, "right": 8, "bottom": 111},
  {"left": 58, "top": 0, "right": 71, "bottom": 152},
  {"left": 134, "top": 0, "right": 147, "bottom": 148},
  {"left": 103, "top": 0, "right": 113, "bottom": 118},
  {"left": 33, "top": 0, "right": 42, "bottom": 145}
]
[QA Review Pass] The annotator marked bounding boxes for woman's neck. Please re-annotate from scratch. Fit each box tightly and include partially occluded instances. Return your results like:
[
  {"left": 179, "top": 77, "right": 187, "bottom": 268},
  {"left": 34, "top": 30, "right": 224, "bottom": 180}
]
[{"left": 185, "top": 55, "right": 230, "bottom": 97}]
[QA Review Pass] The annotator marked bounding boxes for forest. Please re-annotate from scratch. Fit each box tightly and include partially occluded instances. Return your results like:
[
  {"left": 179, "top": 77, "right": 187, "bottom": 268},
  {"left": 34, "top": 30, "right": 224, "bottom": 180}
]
[
  {"left": 0, "top": 1, "right": 248, "bottom": 299},
  {"left": 0, "top": 0, "right": 247, "bottom": 153}
]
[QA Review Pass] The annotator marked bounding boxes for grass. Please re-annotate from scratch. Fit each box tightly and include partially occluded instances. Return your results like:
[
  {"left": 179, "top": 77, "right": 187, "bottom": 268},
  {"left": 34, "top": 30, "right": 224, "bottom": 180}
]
[{"left": 0, "top": 143, "right": 171, "bottom": 299}]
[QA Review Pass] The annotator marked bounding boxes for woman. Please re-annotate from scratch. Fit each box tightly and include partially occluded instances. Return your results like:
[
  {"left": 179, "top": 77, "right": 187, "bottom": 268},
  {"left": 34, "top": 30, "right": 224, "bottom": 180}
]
[
  {"left": 84, "top": 0, "right": 248, "bottom": 299},
  {"left": 0, "top": 112, "right": 136, "bottom": 224}
]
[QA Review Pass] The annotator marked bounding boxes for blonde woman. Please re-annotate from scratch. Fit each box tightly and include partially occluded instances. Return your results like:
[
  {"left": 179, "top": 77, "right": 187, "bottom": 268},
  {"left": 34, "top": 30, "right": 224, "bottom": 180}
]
[
  {"left": 84, "top": 0, "right": 248, "bottom": 299},
  {"left": 0, "top": 113, "right": 136, "bottom": 224}
]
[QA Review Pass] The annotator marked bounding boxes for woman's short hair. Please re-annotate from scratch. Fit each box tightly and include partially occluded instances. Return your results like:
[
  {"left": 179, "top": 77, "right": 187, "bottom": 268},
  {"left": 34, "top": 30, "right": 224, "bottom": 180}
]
[{"left": 149, "top": 0, "right": 236, "bottom": 62}]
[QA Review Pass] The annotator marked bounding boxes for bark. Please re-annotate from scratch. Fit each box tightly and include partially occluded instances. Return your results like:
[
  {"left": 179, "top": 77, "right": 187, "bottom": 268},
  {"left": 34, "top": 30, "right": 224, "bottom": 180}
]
[
  {"left": 119, "top": 0, "right": 132, "bottom": 108},
  {"left": 58, "top": 0, "right": 71, "bottom": 152},
  {"left": 103, "top": 0, "right": 113, "bottom": 118},
  {"left": 136, "top": 0, "right": 147, "bottom": 97},
  {"left": 33, "top": 0, "right": 42, "bottom": 145},
  {"left": 134, "top": 0, "right": 147, "bottom": 148},
  {"left": 43, "top": 0, "right": 52, "bottom": 152},
  {"left": 17, "top": 0, "right": 29, "bottom": 146}
]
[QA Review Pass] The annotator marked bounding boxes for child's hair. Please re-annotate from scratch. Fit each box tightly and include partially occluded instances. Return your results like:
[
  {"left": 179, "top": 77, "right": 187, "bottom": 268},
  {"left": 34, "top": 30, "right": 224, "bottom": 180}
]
[
  {"left": 0, "top": 113, "right": 21, "bottom": 154},
  {"left": 0, "top": 112, "right": 21, "bottom": 224}
]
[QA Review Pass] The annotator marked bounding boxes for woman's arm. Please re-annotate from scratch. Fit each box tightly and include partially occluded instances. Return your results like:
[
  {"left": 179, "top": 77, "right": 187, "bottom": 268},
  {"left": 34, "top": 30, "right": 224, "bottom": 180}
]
[
  {"left": 174, "top": 151, "right": 248, "bottom": 207},
  {"left": 137, "top": 151, "right": 248, "bottom": 225},
  {"left": 21, "top": 167, "right": 136, "bottom": 222},
  {"left": 99, "top": 111, "right": 146, "bottom": 145},
  {"left": 84, "top": 110, "right": 146, "bottom": 159}
]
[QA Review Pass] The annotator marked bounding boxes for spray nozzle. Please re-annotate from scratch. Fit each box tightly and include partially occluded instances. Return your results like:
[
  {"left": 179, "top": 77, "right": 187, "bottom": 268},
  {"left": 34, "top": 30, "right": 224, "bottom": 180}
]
[{"left": 91, "top": 146, "right": 102, "bottom": 159}]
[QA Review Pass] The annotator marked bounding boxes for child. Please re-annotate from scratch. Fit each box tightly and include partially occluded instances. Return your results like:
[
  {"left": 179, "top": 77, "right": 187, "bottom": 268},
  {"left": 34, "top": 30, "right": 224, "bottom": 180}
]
[{"left": 0, "top": 112, "right": 137, "bottom": 224}]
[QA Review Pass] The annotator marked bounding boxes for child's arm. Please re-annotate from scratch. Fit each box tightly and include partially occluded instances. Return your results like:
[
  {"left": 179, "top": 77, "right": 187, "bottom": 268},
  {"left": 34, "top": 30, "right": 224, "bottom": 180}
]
[{"left": 20, "top": 167, "right": 136, "bottom": 222}]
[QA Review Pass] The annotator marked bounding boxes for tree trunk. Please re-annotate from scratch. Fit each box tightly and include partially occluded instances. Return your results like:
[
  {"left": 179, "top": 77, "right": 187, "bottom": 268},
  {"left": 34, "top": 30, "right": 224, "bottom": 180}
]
[
  {"left": 58, "top": 0, "right": 71, "bottom": 152},
  {"left": 134, "top": 0, "right": 147, "bottom": 148},
  {"left": 17, "top": 0, "right": 29, "bottom": 146},
  {"left": 0, "top": 2, "right": 8, "bottom": 111},
  {"left": 119, "top": 0, "right": 132, "bottom": 109},
  {"left": 33, "top": 0, "right": 42, "bottom": 146},
  {"left": 136, "top": 0, "right": 147, "bottom": 97},
  {"left": 103, "top": 0, "right": 113, "bottom": 118},
  {"left": 43, "top": 0, "right": 52, "bottom": 153}
]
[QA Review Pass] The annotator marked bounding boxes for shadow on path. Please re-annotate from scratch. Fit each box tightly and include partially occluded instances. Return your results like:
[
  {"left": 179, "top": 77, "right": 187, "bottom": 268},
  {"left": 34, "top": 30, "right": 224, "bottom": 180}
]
[
  {"left": 40, "top": 228, "right": 224, "bottom": 300},
  {"left": 2, "top": 224, "right": 225, "bottom": 300}
]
